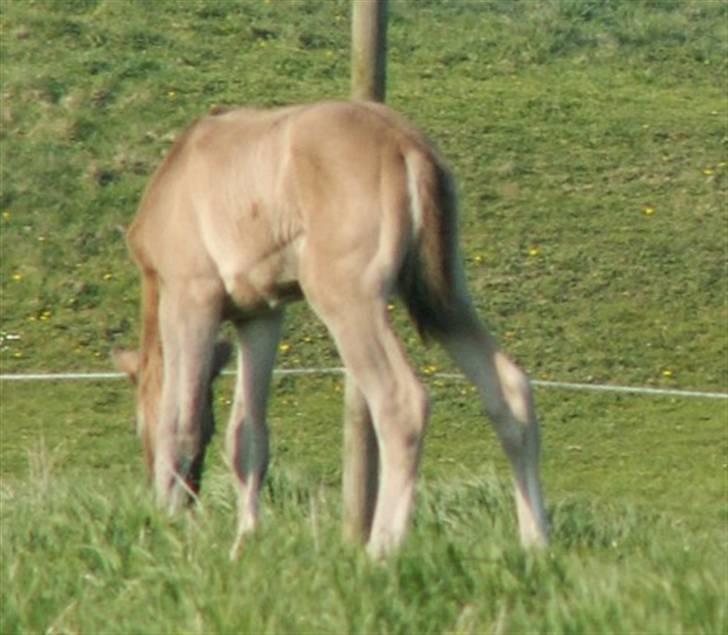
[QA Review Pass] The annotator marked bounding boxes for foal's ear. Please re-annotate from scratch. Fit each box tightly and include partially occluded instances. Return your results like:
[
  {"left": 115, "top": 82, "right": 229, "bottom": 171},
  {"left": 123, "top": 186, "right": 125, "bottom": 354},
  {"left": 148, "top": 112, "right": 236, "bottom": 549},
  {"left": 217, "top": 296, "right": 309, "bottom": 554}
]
[
  {"left": 112, "top": 348, "right": 140, "bottom": 385},
  {"left": 211, "top": 341, "right": 233, "bottom": 379}
]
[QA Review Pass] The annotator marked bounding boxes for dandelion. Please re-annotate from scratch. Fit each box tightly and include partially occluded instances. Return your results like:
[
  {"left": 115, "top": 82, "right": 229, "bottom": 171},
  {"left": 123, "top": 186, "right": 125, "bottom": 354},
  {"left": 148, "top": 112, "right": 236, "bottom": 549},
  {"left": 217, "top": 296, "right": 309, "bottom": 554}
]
[
  {"left": 168, "top": 90, "right": 177, "bottom": 99},
  {"left": 643, "top": 206, "right": 655, "bottom": 216},
  {"left": 703, "top": 167, "right": 714, "bottom": 176},
  {"left": 422, "top": 364, "right": 438, "bottom": 376},
  {"left": 527, "top": 246, "right": 540, "bottom": 257},
  {"left": 11, "top": 272, "right": 22, "bottom": 281},
  {"left": 662, "top": 368, "right": 674, "bottom": 378},
  {"left": 387, "top": 303, "right": 395, "bottom": 312},
  {"left": 279, "top": 342, "right": 291, "bottom": 353},
  {"left": 40, "top": 310, "right": 51, "bottom": 322},
  {"left": 2, "top": 211, "right": 10, "bottom": 220},
  {"left": 473, "top": 254, "right": 484, "bottom": 265},
  {"left": 103, "top": 273, "right": 113, "bottom": 281}
]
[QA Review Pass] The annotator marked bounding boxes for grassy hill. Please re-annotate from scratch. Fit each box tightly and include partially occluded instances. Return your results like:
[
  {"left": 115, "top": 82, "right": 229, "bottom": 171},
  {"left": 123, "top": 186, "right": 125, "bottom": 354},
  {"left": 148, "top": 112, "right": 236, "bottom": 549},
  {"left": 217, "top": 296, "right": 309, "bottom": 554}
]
[
  {"left": 1, "top": 1, "right": 726, "bottom": 633},
  {"left": 1, "top": 0, "right": 726, "bottom": 389}
]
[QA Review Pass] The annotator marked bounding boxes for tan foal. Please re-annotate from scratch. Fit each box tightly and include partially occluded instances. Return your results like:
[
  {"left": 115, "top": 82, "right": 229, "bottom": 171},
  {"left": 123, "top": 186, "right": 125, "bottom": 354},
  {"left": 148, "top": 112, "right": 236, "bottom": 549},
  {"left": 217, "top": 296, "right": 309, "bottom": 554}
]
[{"left": 113, "top": 101, "right": 548, "bottom": 558}]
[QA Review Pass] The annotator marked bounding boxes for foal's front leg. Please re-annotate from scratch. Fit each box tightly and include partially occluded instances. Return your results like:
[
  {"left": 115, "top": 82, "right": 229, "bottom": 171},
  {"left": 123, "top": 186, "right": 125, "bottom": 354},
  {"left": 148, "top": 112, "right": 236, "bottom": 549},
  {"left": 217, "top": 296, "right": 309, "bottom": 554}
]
[
  {"left": 226, "top": 311, "right": 283, "bottom": 560},
  {"left": 156, "top": 282, "right": 221, "bottom": 512}
]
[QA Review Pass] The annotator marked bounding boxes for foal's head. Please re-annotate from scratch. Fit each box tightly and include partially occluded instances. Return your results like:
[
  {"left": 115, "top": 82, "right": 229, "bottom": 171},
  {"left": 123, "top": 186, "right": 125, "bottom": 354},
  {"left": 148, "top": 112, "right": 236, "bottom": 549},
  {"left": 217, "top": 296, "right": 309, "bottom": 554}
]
[{"left": 112, "top": 341, "right": 232, "bottom": 493}]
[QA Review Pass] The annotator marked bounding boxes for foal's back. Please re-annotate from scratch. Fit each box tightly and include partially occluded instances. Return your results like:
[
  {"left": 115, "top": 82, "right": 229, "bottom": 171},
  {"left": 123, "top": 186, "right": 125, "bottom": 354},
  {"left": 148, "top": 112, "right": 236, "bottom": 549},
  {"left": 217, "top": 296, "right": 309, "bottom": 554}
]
[{"left": 127, "top": 101, "right": 439, "bottom": 315}]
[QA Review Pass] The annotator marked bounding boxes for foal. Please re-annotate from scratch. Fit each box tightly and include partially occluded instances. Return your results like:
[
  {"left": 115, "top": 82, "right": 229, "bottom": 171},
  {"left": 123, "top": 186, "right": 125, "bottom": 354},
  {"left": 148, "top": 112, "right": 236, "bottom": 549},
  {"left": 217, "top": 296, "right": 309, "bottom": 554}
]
[{"left": 114, "top": 101, "right": 548, "bottom": 558}]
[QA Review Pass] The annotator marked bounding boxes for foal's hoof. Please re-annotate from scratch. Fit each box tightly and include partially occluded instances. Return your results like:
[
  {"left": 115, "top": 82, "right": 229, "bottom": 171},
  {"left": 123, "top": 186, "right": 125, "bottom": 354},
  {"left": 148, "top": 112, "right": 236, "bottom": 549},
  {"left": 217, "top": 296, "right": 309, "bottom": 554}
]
[
  {"left": 365, "top": 533, "right": 400, "bottom": 561},
  {"left": 229, "top": 534, "right": 245, "bottom": 561},
  {"left": 520, "top": 529, "right": 549, "bottom": 550},
  {"left": 229, "top": 528, "right": 254, "bottom": 561}
]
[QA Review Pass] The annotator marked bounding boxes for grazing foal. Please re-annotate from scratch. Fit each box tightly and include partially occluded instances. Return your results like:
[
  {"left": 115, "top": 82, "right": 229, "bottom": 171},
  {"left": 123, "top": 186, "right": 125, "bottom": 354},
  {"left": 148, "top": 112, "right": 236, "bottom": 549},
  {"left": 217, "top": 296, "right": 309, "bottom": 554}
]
[{"left": 114, "top": 101, "right": 548, "bottom": 558}]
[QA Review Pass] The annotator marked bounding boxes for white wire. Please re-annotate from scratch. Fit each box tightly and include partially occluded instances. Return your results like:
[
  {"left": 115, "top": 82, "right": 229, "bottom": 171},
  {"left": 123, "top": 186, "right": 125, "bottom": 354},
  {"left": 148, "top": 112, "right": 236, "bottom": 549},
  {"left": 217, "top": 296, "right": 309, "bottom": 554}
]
[{"left": 0, "top": 367, "right": 726, "bottom": 400}]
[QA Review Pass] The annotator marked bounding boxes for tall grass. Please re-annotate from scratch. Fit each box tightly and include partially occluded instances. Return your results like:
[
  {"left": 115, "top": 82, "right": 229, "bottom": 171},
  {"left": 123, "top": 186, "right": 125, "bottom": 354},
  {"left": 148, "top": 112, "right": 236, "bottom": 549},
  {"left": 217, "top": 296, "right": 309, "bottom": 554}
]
[{"left": 1, "top": 449, "right": 724, "bottom": 634}]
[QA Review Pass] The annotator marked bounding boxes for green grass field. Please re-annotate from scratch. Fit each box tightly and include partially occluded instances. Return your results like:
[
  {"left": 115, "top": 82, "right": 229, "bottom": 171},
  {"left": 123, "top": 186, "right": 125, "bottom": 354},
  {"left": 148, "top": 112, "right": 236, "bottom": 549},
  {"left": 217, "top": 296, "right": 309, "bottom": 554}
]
[{"left": 1, "top": 0, "right": 727, "bottom": 632}]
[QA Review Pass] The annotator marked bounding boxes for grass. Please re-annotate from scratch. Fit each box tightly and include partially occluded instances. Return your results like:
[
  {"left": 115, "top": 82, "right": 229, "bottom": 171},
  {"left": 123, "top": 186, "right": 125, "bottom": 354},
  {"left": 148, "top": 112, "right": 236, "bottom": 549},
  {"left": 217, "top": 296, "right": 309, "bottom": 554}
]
[
  {"left": 1, "top": 0, "right": 727, "bottom": 632},
  {"left": 1, "top": 415, "right": 725, "bottom": 634},
  {"left": 1, "top": 376, "right": 726, "bottom": 632}
]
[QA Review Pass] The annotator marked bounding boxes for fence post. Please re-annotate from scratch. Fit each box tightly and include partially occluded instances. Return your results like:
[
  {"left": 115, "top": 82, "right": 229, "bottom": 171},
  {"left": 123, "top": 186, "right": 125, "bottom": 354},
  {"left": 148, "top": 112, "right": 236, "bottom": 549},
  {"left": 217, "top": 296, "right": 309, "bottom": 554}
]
[{"left": 351, "top": 0, "right": 388, "bottom": 102}]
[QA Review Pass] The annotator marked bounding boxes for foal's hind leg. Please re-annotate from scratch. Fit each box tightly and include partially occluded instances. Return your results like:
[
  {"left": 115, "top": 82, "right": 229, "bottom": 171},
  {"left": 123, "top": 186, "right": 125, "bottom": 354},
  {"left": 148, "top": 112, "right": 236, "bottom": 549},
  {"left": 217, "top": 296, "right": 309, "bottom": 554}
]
[
  {"left": 342, "top": 372, "right": 379, "bottom": 544},
  {"left": 438, "top": 306, "right": 548, "bottom": 547},
  {"left": 303, "top": 278, "right": 429, "bottom": 558},
  {"left": 226, "top": 311, "right": 283, "bottom": 560}
]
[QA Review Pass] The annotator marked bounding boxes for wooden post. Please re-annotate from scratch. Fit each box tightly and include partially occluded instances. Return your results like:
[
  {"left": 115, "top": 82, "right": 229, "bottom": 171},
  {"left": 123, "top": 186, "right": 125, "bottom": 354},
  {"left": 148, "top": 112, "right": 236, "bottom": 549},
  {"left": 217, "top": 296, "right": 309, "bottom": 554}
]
[{"left": 351, "top": 0, "right": 388, "bottom": 102}]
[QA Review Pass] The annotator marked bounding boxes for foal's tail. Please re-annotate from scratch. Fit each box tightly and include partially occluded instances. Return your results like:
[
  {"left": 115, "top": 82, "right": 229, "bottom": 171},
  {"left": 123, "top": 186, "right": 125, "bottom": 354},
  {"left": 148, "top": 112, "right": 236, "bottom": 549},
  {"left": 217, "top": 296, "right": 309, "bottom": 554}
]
[{"left": 398, "top": 150, "right": 468, "bottom": 340}]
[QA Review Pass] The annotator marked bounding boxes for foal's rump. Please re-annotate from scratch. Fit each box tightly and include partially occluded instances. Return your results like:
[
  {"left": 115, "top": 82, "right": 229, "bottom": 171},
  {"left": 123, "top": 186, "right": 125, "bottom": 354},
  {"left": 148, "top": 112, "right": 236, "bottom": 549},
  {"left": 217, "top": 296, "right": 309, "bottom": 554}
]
[{"left": 285, "top": 102, "right": 466, "bottom": 336}]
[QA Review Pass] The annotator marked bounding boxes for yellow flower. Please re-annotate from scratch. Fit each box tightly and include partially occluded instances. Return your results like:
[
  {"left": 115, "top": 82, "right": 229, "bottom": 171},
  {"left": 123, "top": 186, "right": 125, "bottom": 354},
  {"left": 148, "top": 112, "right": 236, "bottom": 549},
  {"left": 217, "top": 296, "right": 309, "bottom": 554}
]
[
  {"left": 2, "top": 211, "right": 10, "bottom": 220},
  {"left": 703, "top": 167, "right": 714, "bottom": 176},
  {"left": 423, "top": 364, "right": 438, "bottom": 376},
  {"left": 103, "top": 273, "right": 113, "bottom": 281},
  {"left": 662, "top": 369, "right": 673, "bottom": 378},
  {"left": 643, "top": 206, "right": 655, "bottom": 216},
  {"left": 279, "top": 342, "right": 291, "bottom": 353},
  {"left": 11, "top": 272, "right": 22, "bottom": 281},
  {"left": 527, "top": 246, "right": 540, "bottom": 257}
]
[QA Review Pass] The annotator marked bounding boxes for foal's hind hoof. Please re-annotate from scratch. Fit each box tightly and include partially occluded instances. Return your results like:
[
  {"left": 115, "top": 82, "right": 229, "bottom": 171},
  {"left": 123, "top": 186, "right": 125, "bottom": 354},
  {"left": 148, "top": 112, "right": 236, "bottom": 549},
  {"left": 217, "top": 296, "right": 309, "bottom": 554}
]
[{"left": 229, "top": 536, "right": 244, "bottom": 562}]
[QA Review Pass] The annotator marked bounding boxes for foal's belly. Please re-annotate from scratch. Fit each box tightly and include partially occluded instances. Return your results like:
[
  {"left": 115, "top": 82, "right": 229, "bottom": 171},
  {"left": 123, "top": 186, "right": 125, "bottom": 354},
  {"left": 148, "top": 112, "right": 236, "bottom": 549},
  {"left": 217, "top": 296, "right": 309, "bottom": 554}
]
[{"left": 220, "top": 235, "right": 304, "bottom": 319}]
